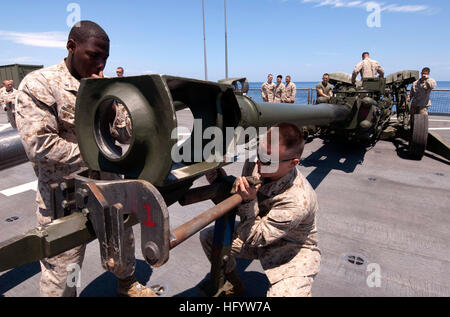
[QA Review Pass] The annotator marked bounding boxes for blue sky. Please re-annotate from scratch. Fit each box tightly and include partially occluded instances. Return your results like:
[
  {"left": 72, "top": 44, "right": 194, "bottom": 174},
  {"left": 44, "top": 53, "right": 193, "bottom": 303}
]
[{"left": 0, "top": 0, "right": 449, "bottom": 81}]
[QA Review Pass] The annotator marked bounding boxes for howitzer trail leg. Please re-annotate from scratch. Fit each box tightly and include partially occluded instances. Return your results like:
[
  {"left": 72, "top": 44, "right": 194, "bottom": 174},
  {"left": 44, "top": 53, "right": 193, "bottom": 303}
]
[
  {"left": 0, "top": 174, "right": 171, "bottom": 273},
  {"left": 427, "top": 131, "right": 450, "bottom": 161},
  {"left": 0, "top": 212, "right": 95, "bottom": 273}
]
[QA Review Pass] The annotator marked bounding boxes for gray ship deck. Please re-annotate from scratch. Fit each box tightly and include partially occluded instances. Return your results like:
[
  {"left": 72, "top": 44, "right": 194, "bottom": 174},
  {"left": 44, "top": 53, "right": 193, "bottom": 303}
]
[{"left": 0, "top": 110, "right": 449, "bottom": 297}]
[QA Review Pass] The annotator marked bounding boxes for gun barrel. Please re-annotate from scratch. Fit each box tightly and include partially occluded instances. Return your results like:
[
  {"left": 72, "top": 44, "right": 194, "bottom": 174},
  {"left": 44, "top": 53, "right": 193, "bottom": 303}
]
[
  {"left": 234, "top": 94, "right": 351, "bottom": 129},
  {"left": 254, "top": 102, "right": 351, "bottom": 127},
  {"left": 0, "top": 129, "right": 28, "bottom": 171},
  {"left": 73, "top": 75, "right": 356, "bottom": 186}
]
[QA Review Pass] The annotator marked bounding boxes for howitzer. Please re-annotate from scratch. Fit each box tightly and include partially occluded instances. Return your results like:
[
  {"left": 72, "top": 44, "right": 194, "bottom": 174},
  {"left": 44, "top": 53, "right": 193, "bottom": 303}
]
[
  {"left": 320, "top": 71, "right": 450, "bottom": 160},
  {"left": 0, "top": 73, "right": 448, "bottom": 296},
  {"left": 321, "top": 71, "right": 417, "bottom": 142},
  {"left": 2, "top": 72, "right": 448, "bottom": 174},
  {"left": 0, "top": 74, "right": 350, "bottom": 296}
]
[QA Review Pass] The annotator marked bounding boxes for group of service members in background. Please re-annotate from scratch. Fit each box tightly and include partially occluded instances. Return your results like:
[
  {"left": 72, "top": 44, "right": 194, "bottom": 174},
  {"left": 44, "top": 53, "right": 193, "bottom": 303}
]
[
  {"left": 260, "top": 51, "right": 437, "bottom": 116},
  {"left": 261, "top": 74, "right": 297, "bottom": 103}
]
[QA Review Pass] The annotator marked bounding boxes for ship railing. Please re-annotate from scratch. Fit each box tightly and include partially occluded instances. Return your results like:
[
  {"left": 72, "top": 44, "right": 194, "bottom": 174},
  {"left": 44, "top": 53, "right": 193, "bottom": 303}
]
[{"left": 247, "top": 88, "right": 450, "bottom": 115}]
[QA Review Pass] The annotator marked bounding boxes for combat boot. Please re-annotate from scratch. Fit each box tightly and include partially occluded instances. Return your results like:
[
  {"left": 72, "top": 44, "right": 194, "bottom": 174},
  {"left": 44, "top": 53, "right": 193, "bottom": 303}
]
[
  {"left": 117, "top": 276, "right": 158, "bottom": 297},
  {"left": 224, "top": 270, "right": 245, "bottom": 297}
]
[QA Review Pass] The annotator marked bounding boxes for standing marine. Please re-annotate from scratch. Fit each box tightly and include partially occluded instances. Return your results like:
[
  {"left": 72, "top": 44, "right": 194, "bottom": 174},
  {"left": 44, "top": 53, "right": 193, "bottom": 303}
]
[
  {"left": 351, "top": 52, "right": 384, "bottom": 85},
  {"left": 274, "top": 75, "right": 286, "bottom": 103},
  {"left": 15, "top": 21, "right": 156, "bottom": 297},
  {"left": 283, "top": 75, "right": 296, "bottom": 103},
  {"left": 408, "top": 67, "right": 437, "bottom": 116},
  {"left": 261, "top": 74, "right": 276, "bottom": 102},
  {"left": 0, "top": 80, "right": 18, "bottom": 128}
]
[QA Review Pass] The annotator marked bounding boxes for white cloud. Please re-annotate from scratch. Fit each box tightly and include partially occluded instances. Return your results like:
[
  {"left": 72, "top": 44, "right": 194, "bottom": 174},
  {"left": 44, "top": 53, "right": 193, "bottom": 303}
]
[
  {"left": 0, "top": 31, "right": 66, "bottom": 48},
  {"left": 301, "top": 0, "right": 434, "bottom": 14},
  {"left": 381, "top": 4, "right": 428, "bottom": 13},
  {"left": 302, "top": 0, "right": 366, "bottom": 8}
]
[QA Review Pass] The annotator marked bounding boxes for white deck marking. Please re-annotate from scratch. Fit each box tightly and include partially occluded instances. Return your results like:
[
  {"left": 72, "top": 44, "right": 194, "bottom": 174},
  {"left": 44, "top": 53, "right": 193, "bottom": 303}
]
[
  {"left": 0, "top": 124, "right": 11, "bottom": 132},
  {"left": 0, "top": 180, "right": 37, "bottom": 197},
  {"left": 429, "top": 127, "right": 450, "bottom": 131}
]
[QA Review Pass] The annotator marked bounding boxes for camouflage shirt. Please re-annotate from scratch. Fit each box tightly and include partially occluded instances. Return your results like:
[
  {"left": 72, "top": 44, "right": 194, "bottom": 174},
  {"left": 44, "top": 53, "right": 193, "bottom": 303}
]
[
  {"left": 15, "top": 60, "right": 130, "bottom": 214},
  {"left": 274, "top": 83, "right": 286, "bottom": 103},
  {"left": 316, "top": 81, "right": 333, "bottom": 97},
  {"left": 111, "top": 102, "right": 132, "bottom": 144},
  {"left": 284, "top": 82, "right": 297, "bottom": 103},
  {"left": 236, "top": 161, "right": 321, "bottom": 283},
  {"left": 410, "top": 78, "right": 437, "bottom": 109},
  {"left": 261, "top": 81, "right": 276, "bottom": 102},
  {"left": 352, "top": 58, "right": 384, "bottom": 82},
  {"left": 0, "top": 87, "right": 18, "bottom": 111}
]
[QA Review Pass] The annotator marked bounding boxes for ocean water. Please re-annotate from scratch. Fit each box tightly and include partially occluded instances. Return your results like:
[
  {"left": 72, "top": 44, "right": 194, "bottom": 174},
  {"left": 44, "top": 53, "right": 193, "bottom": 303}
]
[
  {"left": 249, "top": 81, "right": 450, "bottom": 89},
  {"left": 436, "top": 81, "right": 450, "bottom": 89},
  {"left": 248, "top": 81, "right": 450, "bottom": 114}
]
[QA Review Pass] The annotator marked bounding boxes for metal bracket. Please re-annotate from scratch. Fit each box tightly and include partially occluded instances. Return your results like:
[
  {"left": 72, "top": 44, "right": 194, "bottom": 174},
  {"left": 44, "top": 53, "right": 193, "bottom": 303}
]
[{"left": 51, "top": 169, "right": 171, "bottom": 270}]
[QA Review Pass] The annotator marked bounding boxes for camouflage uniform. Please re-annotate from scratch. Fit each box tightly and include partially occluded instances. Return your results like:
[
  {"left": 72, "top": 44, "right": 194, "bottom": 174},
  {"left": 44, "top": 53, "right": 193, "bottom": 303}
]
[
  {"left": 283, "top": 82, "right": 297, "bottom": 103},
  {"left": 274, "top": 83, "right": 286, "bottom": 103},
  {"left": 15, "top": 60, "right": 135, "bottom": 297},
  {"left": 410, "top": 77, "right": 437, "bottom": 115},
  {"left": 0, "top": 87, "right": 18, "bottom": 128},
  {"left": 315, "top": 82, "right": 333, "bottom": 104},
  {"left": 200, "top": 161, "right": 321, "bottom": 297},
  {"left": 110, "top": 102, "right": 132, "bottom": 143},
  {"left": 0, "top": 87, "right": 17, "bottom": 110},
  {"left": 351, "top": 58, "right": 384, "bottom": 83},
  {"left": 261, "top": 81, "right": 276, "bottom": 103}
]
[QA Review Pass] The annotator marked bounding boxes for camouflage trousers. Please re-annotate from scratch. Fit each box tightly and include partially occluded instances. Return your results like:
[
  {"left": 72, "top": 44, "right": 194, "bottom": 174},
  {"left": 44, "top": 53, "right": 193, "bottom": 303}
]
[
  {"left": 316, "top": 97, "right": 330, "bottom": 104},
  {"left": 5, "top": 102, "right": 17, "bottom": 129},
  {"left": 266, "top": 276, "right": 315, "bottom": 297},
  {"left": 37, "top": 208, "right": 136, "bottom": 297},
  {"left": 199, "top": 226, "right": 316, "bottom": 297}
]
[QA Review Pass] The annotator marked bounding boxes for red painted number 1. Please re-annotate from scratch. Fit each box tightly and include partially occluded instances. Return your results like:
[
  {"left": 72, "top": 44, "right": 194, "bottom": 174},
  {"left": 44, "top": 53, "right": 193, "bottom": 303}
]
[{"left": 144, "top": 204, "right": 155, "bottom": 227}]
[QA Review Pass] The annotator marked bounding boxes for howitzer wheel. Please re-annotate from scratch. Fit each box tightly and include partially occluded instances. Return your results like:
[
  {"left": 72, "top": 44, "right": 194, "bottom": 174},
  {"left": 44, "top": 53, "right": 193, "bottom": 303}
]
[{"left": 408, "top": 114, "right": 428, "bottom": 160}]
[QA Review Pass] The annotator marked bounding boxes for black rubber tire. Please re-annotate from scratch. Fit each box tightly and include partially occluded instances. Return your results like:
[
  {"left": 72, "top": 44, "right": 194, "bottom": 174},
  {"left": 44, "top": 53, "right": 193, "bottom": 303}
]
[{"left": 408, "top": 114, "right": 428, "bottom": 159}]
